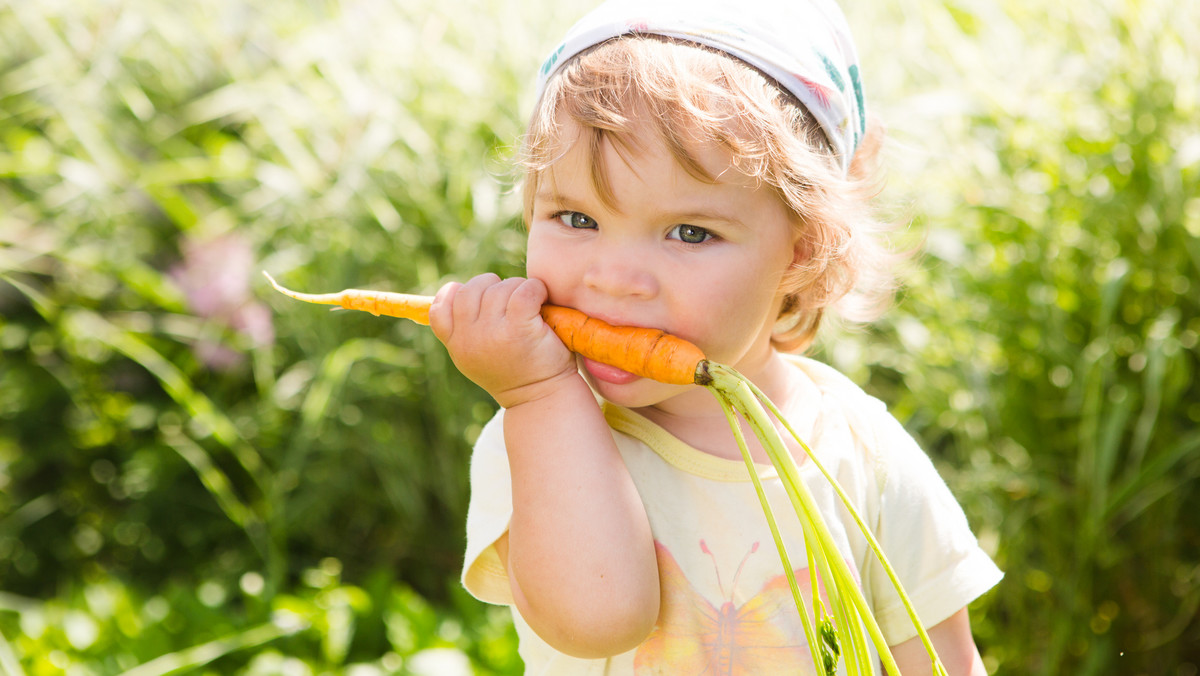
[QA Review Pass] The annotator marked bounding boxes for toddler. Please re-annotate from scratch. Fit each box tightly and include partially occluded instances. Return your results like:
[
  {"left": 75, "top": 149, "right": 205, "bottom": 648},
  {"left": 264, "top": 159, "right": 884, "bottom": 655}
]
[{"left": 429, "top": 0, "right": 1003, "bottom": 673}]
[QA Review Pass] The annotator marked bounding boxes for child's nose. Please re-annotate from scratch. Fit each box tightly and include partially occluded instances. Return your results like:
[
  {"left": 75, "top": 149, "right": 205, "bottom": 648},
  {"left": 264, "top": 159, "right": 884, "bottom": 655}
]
[{"left": 581, "top": 246, "right": 659, "bottom": 300}]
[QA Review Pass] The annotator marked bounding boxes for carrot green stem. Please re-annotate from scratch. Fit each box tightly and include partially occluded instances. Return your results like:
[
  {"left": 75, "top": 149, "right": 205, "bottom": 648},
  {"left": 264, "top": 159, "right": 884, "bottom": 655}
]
[
  {"left": 704, "top": 362, "right": 906, "bottom": 676},
  {"left": 715, "top": 394, "right": 823, "bottom": 670},
  {"left": 738, "top": 375, "right": 948, "bottom": 675}
]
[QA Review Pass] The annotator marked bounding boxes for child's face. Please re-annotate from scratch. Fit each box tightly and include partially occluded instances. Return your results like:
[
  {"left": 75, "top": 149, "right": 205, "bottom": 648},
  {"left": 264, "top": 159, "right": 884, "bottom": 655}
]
[{"left": 526, "top": 119, "right": 800, "bottom": 409}]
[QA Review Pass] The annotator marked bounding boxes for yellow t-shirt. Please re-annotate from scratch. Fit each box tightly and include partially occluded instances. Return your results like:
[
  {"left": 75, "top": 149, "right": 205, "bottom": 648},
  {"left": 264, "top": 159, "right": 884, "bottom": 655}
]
[{"left": 462, "top": 355, "right": 1002, "bottom": 674}]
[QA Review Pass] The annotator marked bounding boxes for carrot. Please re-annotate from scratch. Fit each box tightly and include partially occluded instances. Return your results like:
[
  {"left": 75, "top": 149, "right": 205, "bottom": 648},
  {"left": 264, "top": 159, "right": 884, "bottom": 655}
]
[
  {"left": 263, "top": 271, "right": 432, "bottom": 324},
  {"left": 263, "top": 272, "right": 708, "bottom": 385},
  {"left": 539, "top": 305, "right": 707, "bottom": 386}
]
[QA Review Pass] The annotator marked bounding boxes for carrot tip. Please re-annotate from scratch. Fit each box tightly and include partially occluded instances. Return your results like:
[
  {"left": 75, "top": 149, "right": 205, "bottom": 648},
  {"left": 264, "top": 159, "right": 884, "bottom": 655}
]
[
  {"left": 262, "top": 270, "right": 340, "bottom": 306},
  {"left": 262, "top": 270, "right": 298, "bottom": 298}
]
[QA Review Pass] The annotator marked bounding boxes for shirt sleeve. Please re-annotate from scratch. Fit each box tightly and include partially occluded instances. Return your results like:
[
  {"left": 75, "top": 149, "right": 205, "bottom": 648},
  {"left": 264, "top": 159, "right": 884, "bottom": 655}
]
[
  {"left": 461, "top": 408, "right": 516, "bottom": 605},
  {"left": 860, "top": 400, "right": 1003, "bottom": 645}
]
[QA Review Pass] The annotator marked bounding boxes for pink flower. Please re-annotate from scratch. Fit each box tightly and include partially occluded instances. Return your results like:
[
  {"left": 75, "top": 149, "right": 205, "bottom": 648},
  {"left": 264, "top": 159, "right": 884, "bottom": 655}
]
[{"left": 170, "top": 233, "right": 274, "bottom": 370}]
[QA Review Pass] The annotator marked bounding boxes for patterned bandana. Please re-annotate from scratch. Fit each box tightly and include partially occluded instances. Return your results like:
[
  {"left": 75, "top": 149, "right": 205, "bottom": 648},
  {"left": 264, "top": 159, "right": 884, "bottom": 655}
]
[{"left": 534, "top": 0, "right": 866, "bottom": 176}]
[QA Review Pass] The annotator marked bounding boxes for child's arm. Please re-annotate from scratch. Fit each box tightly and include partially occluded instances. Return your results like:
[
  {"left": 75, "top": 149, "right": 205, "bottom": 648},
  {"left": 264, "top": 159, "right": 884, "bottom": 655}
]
[
  {"left": 430, "top": 273, "right": 660, "bottom": 658},
  {"left": 889, "top": 607, "right": 987, "bottom": 676}
]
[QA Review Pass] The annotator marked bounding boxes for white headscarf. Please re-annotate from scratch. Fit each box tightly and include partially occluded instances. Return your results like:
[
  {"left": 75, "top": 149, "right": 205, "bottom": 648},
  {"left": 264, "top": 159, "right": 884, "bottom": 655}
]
[{"left": 534, "top": 0, "right": 867, "bottom": 176}]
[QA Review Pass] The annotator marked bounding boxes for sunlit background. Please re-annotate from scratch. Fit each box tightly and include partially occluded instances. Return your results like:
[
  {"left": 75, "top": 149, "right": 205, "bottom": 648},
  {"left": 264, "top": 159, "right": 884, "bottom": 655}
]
[{"left": 1, "top": 0, "right": 1197, "bottom": 673}]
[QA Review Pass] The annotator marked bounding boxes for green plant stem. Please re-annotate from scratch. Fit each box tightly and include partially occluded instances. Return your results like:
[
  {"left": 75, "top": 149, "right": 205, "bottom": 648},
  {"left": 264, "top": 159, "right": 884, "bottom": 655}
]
[
  {"left": 705, "top": 363, "right": 906, "bottom": 676},
  {"left": 738, "top": 374, "right": 948, "bottom": 675},
  {"left": 715, "top": 395, "right": 825, "bottom": 669}
]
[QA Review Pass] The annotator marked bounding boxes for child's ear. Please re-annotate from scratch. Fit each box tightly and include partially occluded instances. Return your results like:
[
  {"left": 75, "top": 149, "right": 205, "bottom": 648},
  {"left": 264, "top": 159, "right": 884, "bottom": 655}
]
[
  {"left": 777, "top": 235, "right": 809, "bottom": 298},
  {"left": 790, "top": 234, "right": 812, "bottom": 267}
]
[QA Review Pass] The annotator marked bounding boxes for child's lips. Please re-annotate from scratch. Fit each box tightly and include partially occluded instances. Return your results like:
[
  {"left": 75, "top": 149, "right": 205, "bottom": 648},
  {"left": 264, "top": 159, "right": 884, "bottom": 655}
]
[{"left": 583, "top": 357, "right": 642, "bottom": 385}]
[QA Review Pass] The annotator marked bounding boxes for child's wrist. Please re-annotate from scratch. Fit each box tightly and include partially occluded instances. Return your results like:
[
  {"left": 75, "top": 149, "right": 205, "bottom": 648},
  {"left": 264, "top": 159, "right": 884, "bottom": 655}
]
[{"left": 494, "top": 366, "right": 586, "bottom": 410}]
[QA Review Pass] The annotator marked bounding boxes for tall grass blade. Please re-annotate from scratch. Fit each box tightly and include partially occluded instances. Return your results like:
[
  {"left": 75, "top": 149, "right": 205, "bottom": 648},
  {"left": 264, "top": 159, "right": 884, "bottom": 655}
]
[
  {"left": 1105, "top": 429, "right": 1200, "bottom": 523},
  {"left": 60, "top": 309, "right": 276, "bottom": 569},
  {"left": 160, "top": 428, "right": 256, "bottom": 531},
  {"left": 64, "top": 310, "right": 271, "bottom": 493},
  {"left": 1127, "top": 312, "right": 1177, "bottom": 472},
  {"left": 119, "top": 618, "right": 306, "bottom": 676},
  {"left": 0, "top": 627, "right": 26, "bottom": 676}
]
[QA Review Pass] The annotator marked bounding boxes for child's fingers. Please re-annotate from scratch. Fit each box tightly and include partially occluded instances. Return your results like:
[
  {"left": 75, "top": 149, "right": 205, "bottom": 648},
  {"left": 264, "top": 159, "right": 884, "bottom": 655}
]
[
  {"left": 428, "top": 274, "right": 578, "bottom": 408},
  {"left": 428, "top": 280, "right": 462, "bottom": 344},
  {"left": 506, "top": 277, "right": 549, "bottom": 321},
  {"left": 478, "top": 276, "right": 543, "bottom": 326},
  {"left": 450, "top": 273, "right": 502, "bottom": 325},
  {"left": 431, "top": 273, "right": 532, "bottom": 344},
  {"left": 477, "top": 276, "right": 524, "bottom": 314}
]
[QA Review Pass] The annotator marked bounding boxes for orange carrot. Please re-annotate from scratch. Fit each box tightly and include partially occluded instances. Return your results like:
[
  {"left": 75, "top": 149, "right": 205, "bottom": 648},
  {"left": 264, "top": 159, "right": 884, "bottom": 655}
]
[
  {"left": 539, "top": 306, "right": 707, "bottom": 386},
  {"left": 263, "top": 272, "right": 708, "bottom": 385},
  {"left": 263, "top": 271, "right": 432, "bottom": 324}
]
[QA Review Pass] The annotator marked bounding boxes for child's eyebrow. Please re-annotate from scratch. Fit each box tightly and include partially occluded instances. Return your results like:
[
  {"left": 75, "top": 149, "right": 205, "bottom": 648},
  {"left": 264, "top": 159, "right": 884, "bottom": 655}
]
[
  {"left": 665, "top": 208, "right": 748, "bottom": 228},
  {"left": 532, "top": 190, "right": 570, "bottom": 205},
  {"left": 534, "top": 190, "right": 747, "bottom": 227},
  {"left": 533, "top": 189, "right": 624, "bottom": 217},
  {"left": 532, "top": 189, "right": 588, "bottom": 208}
]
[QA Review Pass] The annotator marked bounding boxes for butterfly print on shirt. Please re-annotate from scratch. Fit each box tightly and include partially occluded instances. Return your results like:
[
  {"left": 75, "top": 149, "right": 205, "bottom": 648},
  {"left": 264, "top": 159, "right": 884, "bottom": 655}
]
[{"left": 634, "top": 539, "right": 832, "bottom": 675}]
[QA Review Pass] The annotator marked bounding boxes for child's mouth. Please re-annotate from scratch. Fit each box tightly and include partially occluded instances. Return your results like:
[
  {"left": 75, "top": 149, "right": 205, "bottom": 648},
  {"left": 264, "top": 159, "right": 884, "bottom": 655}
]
[{"left": 582, "top": 357, "right": 642, "bottom": 385}]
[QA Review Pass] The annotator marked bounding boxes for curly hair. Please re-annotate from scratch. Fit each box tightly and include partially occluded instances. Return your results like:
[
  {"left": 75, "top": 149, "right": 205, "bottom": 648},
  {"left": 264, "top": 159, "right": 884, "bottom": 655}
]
[{"left": 520, "top": 35, "right": 902, "bottom": 352}]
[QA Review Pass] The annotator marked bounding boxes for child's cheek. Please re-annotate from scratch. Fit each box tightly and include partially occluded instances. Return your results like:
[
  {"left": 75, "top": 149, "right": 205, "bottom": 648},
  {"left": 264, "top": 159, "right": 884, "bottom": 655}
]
[
  {"left": 524, "top": 233, "right": 570, "bottom": 298},
  {"left": 682, "top": 290, "right": 777, "bottom": 360}
]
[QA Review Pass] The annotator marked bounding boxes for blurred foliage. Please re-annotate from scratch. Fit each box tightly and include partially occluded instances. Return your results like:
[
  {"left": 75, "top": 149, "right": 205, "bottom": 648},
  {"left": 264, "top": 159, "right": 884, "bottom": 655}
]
[
  {"left": 0, "top": 0, "right": 584, "bottom": 671},
  {"left": 0, "top": 0, "right": 1196, "bottom": 673},
  {"left": 0, "top": 557, "right": 520, "bottom": 675},
  {"left": 830, "top": 0, "right": 1200, "bottom": 672}
]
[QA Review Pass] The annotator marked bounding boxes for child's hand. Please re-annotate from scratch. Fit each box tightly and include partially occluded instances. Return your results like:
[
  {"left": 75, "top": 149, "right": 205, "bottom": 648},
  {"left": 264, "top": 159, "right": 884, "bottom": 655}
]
[{"left": 429, "top": 273, "right": 578, "bottom": 409}]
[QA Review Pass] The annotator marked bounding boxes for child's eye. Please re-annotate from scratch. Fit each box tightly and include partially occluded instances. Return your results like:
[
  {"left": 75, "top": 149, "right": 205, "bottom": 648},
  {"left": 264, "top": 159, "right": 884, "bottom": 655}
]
[
  {"left": 557, "top": 211, "right": 598, "bottom": 230},
  {"left": 667, "top": 224, "right": 714, "bottom": 244}
]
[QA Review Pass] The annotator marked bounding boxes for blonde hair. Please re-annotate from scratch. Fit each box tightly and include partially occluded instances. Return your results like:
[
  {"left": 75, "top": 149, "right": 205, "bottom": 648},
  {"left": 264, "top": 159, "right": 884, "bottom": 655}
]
[{"left": 521, "top": 35, "right": 901, "bottom": 353}]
